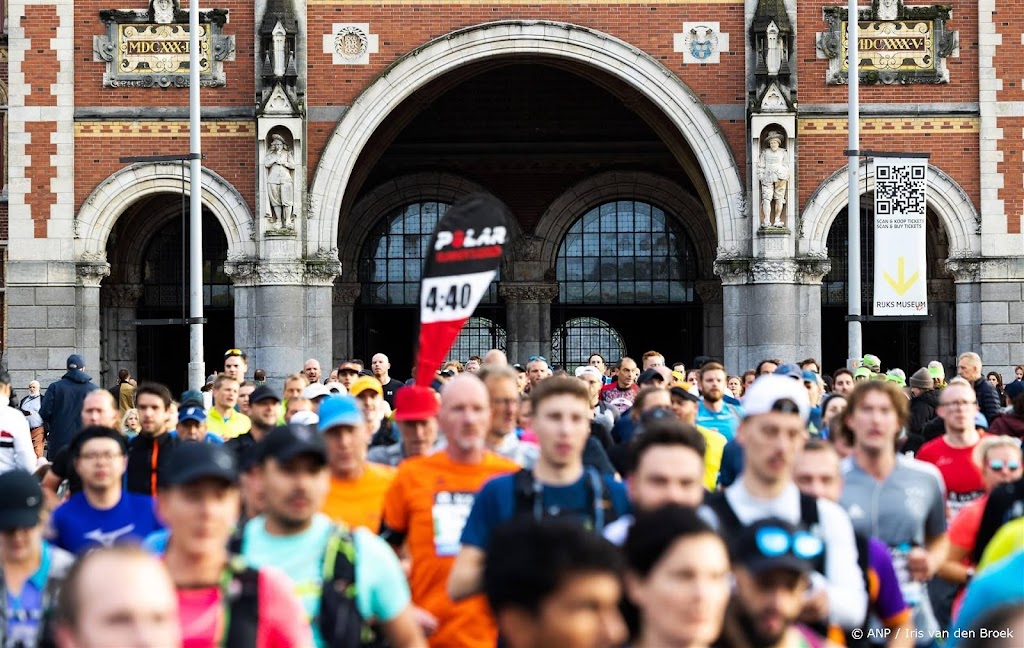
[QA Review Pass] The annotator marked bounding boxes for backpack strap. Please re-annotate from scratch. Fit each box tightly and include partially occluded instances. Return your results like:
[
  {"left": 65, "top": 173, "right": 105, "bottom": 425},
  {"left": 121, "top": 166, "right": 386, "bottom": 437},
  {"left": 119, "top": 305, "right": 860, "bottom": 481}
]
[
  {"left": 223, "top": 557, "right": 260, "bottom": 648},
  {"left": 704, "top": 491, "right": 743, "bottom": 537},
  {"left": 798, "top": 494, "right": 828, "bottom": 579},
  {"left": 319, "top": 525, "right": 380, "bottom": 647},
  {"left": 513, "top": 468, "right": 542, "bottom": 520}
]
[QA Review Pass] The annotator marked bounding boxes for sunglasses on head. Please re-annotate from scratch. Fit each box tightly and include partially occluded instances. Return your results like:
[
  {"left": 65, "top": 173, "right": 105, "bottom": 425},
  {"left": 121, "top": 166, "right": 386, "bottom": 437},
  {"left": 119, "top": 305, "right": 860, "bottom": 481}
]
[
  {"left": 224, "top": 348, "right": 245, "bottom": 358},
  {"left": 988, "top": 460, "right": 1021, "bottom": 472},
  {"left": 529, "top": 355, "right": 548, "bottom": 363},
  {"left": 756, "top": 526, "right": 824, "bottom": 560}
]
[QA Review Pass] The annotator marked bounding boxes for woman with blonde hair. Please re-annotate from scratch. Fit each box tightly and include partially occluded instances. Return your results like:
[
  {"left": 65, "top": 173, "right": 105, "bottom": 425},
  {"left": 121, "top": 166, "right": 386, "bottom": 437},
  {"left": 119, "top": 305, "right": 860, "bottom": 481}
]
[{"left": 121, "top": 408, "right": 141, "bottom": 439}]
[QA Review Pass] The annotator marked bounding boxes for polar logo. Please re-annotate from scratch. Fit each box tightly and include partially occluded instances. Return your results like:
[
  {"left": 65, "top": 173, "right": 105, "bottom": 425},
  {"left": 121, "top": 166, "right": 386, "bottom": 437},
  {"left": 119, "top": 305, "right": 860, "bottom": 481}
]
[{"left": 434, "top": 227, "right": 507, "bottom": 251}]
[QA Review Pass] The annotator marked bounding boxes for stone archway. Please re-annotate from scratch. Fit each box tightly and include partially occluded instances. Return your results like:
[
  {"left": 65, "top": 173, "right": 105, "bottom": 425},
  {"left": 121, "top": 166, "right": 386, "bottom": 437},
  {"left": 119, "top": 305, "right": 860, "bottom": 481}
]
[
  {"left": 308, "top": 20, "right": 746, "bottom": 261},
  {"left": 74, "top": 162, "right": 255, "bottom": 263},
  {"left": 798, "top": 162, "right": 980, "bottom": 258}
]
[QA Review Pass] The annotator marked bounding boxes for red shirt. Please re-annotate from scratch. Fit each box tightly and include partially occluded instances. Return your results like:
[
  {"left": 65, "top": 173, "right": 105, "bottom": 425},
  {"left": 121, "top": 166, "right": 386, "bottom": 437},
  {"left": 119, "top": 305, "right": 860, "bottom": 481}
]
[{"left": 916, "top": 435, "right": 987, "bottom": 517}]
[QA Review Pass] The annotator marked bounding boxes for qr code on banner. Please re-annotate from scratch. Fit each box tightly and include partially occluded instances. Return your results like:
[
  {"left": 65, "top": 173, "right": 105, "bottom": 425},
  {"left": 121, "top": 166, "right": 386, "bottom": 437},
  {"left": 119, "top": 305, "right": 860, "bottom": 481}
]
[{"left": 875, "top": 162, "right": 927, "bottom": 216}]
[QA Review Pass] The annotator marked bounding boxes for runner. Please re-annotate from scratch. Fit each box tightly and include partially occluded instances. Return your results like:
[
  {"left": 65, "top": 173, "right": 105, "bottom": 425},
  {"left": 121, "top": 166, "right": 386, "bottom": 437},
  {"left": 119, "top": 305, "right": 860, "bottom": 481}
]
[
  {"left": 48, "top": 426, "right": 162, "bottom": 554},
  {"left": 156, "top": 442, "right": 313, "bottom": 647},
  {"left": 840, "top": 381, "right": 948, "bottom": 646},
  {"left": 241, "top": 423, "right": 424, "bottom": 647},
  {"left": 485, "top": 518, "right": 627, "bottom": 648},
  {"left": 696, "top": 362, "right": 743, "bottom": 441},
  {"left": 0, "top": 469, "right": 75, "bottom": 647},
  {"left": 623, "top": 505, "right": 731, "bottom": 648},
  {"left": 125, "top": 383, "right": 179, "bottom": 497},
  {"left": 367, "top": 385, "right": 441, "bottom": 467},
  {"left": 380, "top": 373, "right": 519, "bottom": 648},
  {"left": 449, "top": 377, "right": 630, "bottom": 602},
  {"left": 319, "top": 394, "right": 397, "bottom": 531}
]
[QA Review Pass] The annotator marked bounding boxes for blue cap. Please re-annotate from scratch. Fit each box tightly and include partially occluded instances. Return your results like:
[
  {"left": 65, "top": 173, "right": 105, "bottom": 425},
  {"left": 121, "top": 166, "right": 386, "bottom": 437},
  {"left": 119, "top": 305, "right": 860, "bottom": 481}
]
[
  {"left": 975, "top": 413, "right": 989, "bottom": 430},
  {"left": 67, "top": 354, "right": 85, "bottom": 370},
  {"left": 178, "top": 405, "right": 207, "bottom": 423},
  {"left": 801, "top": 369, "right": 819, "bottom": 383},
  {"left": 318, "top": 394, "right": 364, "bottom": 432},
  {"left": 774, "top": 363, "right": 803, "bottom": 380}
]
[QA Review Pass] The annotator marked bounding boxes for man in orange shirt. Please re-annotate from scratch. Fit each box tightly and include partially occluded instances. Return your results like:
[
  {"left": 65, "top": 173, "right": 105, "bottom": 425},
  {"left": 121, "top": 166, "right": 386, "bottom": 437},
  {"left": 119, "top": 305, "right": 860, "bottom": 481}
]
[
  {"left": 319, "top": 394, "right": 396, "bottom": 531},
  {"left": 382, "top": 373, "right": 519, "bottom": 648}
]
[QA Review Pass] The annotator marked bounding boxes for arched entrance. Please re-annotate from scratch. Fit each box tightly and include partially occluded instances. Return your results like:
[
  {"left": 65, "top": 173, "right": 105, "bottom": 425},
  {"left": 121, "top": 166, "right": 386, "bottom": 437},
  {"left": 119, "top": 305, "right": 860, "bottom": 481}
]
[{"left": 803, "top": 163, "right": 978, "bottom": 374}]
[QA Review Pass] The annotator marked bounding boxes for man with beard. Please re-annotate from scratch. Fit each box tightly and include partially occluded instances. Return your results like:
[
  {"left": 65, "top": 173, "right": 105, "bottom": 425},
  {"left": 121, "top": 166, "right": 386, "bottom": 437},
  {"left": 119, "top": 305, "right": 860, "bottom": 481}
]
[
  {"left": 719, "top": 518, "right": 831, "bottom": 648},
  {"left": 240, "top": 424, "right": 423, "bottom": 648},
  {"left": 381, "top": 374, "right": 519, "bottom": 647},
  {"left": 696, "top": 362, "right": 743, "bottom": 441},
  {"left": 833, "top": 369, "right": 856, "bottom": 397},
  {"left": 125, "top": 383, "right": 179, "bottom": 497}
]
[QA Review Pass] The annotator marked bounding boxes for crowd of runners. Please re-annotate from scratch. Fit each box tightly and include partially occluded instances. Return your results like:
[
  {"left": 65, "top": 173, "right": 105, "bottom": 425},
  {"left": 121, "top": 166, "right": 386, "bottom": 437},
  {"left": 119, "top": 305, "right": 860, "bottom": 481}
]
[{"left": 0, "top": 347, "right": 1022, "bottom": 648}]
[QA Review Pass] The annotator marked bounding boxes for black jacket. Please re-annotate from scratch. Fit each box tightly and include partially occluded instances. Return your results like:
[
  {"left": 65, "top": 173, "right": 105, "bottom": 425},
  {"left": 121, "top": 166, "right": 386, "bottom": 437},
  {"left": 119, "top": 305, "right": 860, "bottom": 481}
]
[
  {"left": 908, "top": 389, "right": 940, "bottom": 436},
  {"left": 126, "top": 432, "right": 179, "bottom": 497},
  {"left": 974, "top": 377, "right": 1003, "bottom": 424},
  {"left": 40, "top": 369, "right": 97, "bottom": 460}
]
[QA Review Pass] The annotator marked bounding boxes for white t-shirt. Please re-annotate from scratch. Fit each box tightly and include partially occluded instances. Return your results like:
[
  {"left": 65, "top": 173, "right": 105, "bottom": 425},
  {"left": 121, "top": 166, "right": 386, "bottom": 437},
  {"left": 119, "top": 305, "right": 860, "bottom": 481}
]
[{"left": 0, "top": 405, "right": 36, "bottom": 473}]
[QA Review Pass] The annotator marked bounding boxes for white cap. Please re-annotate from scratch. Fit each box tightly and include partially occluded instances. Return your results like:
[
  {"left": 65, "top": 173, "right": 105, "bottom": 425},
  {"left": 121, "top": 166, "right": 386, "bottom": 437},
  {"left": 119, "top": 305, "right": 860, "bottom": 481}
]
[
  {"left": 302, "top": 383, "right": 330, "bottom": 400},
  {"left": 290, "top": 410, "right": 320, "bottom": 426},
  {"left": 741, "top": 374, "right": 811, "bottom": 423},
  {"left": 324, "top": 381, "right": 347, "bottom": 394},
  {"left": 575, "top": 366, "right": 602, "bottom": 380}
]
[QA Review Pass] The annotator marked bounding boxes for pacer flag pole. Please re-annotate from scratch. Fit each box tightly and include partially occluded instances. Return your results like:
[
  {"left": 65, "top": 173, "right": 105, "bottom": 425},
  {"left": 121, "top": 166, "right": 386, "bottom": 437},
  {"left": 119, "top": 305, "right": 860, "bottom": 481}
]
[
  {"left": 414, "top": 195, "right": 508, "bottom": 387},
  {"left": 872, "top": 155, "right": 929, "bottom": 316}
]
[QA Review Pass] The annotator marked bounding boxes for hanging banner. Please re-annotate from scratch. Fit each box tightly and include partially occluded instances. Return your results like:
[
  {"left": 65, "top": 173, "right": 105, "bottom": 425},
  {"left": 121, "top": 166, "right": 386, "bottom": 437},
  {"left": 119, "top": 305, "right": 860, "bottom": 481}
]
[
  {"left": 414, "top": 195, "right": 508, "bottom": 387},
  {"left": 872, "top": 155, "right": 929, "bottom": 316}
]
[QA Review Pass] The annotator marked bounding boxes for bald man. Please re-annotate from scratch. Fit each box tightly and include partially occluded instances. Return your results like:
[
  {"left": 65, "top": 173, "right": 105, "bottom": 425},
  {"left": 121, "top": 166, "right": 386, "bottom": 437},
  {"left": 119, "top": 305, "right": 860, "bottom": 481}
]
[
  {"left": 42, "top": 390, "right": 120, "bottom": 503},
  {"left": 482, "top": 349, "right": 508, "bottom": 367},
  {"left": 371, "top": 353, "right": 404, "bottom": 408},
  {"left": 303, "top": 359, "right": 322, "bottom": 385}
]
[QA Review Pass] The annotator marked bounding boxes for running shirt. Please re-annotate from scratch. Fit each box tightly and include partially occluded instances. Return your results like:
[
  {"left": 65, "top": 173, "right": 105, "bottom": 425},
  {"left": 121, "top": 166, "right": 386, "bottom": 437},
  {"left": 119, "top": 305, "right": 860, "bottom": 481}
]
[
  {"left": 696, "top": 400, "right": 742, "bottom": 441},
  {"left": 49, "top": 491, "right": 162, "bottom": 554},
  {"left": 600, "top": 383, "right": 638, "bottom": 415},
  {"left": 2, "top": 542, "right": 74, "bottom": 647},
  {"left": 382, "top": 451, "right": 518, "bottom": 648},
  {"left": 322, "top": 462, "right": 397, "bottom": 532},
  {"left": 176, "top": 567, "right": 314, "bottom": 648},
  {"left": 840, "top": 455, "right": 947, "bottom": 644},
  {"left": 206, "top": 408, "right": 252, "bottom": 440},
  {"left": 915, "top": 436, "right": 987, "bottom": 517},
  {"left": 866, "top": 536, "right": 911, "bottom": 627},
  {"left": 242, "top": 514, "right": 410, "bottom": 648}
]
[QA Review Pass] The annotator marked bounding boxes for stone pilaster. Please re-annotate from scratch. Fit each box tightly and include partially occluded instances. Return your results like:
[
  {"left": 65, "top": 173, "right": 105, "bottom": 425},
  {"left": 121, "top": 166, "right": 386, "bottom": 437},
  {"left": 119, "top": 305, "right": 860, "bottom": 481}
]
[
  {"left": 696, "top": 280, "right": 725, "bottom": 361},
  {"left": 75, "top": 261, "right": 110, "bottom": 378},
  {"left": 945, "top": 257, "right": 982, "bottom": 361},
  {"left": 948, "top": 256, "right": 1024, "bottom": 376},
  {"left": 331, "top": 282, "right": 361, "bottom": 366},
  {"left": 499, "top": 282, "right": 560, "bottom": 363},
  {"left": 99, "top": 284, "right": 144, "bottom": 386}
]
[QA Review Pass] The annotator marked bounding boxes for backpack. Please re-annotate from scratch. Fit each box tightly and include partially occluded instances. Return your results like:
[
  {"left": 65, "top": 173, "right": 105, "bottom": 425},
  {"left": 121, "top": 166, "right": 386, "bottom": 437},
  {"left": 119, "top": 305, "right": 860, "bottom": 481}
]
[
  {"left": 512, "top": 467, "right": 620, "bottom": 533},
  {"left": 227, "top": 525, "right": 385, "bottom": 647}
]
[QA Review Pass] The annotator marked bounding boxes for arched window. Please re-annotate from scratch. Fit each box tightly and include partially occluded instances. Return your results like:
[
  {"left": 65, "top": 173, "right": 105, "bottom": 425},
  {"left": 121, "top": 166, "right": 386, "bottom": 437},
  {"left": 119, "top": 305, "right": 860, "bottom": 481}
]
[
  {"left": 141, "top": 212, "right": 232, "bottom": 309},
  {"left": 551, "top": 317, "right": 626, "bottom": 368},
  {"left": 359, "top": 201, "right": 499, "bottom": 305},
  {"left": 448, "top": 317, "right": 506, "bottom": 362},
  {"left": 555, "top": 200, "right": 698, "bottom": 305}
]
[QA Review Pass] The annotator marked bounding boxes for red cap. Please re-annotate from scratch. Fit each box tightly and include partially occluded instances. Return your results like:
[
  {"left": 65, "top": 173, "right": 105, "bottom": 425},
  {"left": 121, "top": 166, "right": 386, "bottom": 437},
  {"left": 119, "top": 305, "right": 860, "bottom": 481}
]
[{"left": 394, "top": 385, "right": 440, "bottom": 421}]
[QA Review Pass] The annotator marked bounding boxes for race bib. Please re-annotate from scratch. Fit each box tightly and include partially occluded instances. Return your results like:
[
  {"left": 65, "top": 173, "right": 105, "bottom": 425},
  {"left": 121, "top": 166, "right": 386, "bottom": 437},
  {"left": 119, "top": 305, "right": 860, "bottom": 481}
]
[
  {"left": 888, "top": 545, "right": 924, "bottom": 609},
  {"left": 432, "top": 491, "right": 475, "bottom": 557}
]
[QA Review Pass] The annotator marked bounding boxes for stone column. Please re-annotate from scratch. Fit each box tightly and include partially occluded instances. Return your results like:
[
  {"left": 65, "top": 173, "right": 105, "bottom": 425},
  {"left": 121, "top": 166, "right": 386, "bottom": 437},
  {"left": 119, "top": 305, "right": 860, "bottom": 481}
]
[
  {"left": 499, "top": 282, "right": 560, "bottom": 363},
  {"left": 950, "top": 257, "right": 1024, "bottom": 375},
  {"left": 921, "top": 279, "right": 957, "bottom": 368},
  {"left": 75, "top": 261, "right": 110, "bottom": 378},
  {"left": 696, "top": 280, "right": 724, "bottom": 360},
  {"left": 331, "top": 282, "right": 361, "bottom": 366},
  {"left": 226, "top": 256, "right": 340, "bottom": 388},
  {"left": 99, "top": 284, "right": 144, "bottom": 385},
  {"left": 945, "top": 258, "right": 981, "bottom": 358}
]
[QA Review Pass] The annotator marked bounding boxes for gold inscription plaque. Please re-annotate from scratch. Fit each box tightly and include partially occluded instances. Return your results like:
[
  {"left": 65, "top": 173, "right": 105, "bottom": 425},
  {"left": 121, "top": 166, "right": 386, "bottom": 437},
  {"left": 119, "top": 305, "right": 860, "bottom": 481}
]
[
  {"left": 840, "top": 21, "right": 934, "bottom": 72},
  {"left": 118, "top": 24, "right": 211, "bottom": 75}
]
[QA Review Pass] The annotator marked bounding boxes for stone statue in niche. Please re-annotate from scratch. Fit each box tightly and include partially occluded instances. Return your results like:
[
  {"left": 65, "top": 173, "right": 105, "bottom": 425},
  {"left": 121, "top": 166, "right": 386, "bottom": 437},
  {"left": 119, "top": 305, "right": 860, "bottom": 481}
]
[
  {"left": 878, "top": 0, "right": 899, "bottom": 21},
  {"left": 151, "top": 0, "right": 177, "bottom": 24},
  {"left": 265, "top": 134, "right": 296, "bottom": 228},
  {"left": 757, "top": 130, "right": 789, "bottom": 227}
]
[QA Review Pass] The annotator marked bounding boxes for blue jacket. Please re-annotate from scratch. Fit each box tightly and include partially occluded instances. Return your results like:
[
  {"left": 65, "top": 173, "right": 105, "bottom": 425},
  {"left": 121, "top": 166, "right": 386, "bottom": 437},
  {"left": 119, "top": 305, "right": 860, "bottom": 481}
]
[{"left": 40, "top": 369, "right": 97, "bottom": 460}]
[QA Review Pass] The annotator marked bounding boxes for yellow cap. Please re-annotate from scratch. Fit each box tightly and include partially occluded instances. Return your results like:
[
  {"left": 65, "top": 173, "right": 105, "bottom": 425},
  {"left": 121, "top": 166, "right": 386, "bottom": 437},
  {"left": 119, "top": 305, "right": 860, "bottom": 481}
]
[{"left": 350, "top": 376, "right": 383, "bottom": 396}]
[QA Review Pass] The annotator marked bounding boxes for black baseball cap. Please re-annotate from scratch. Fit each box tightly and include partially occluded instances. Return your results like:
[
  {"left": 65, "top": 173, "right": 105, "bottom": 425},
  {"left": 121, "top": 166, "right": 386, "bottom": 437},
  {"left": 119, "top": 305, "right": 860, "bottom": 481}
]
[
  {"left": 257, "top": 424, "right": 327, "bottom": 466},
  {"left": 512, "top": 364, "right": 526, "bottom": 373},
  {"left": 70, "top": 426, "right": 128, "bottom": 458},
  {"left": 637, "top": 368, "right": 664, "bottom": 385},
  {"left": 669, "top": 386, "right": 699, "bottom": 403},
  {"left": 249, "top": 385, "right": 281, "bottom": 405},
  {"left": 730, "top": 517, "right": 823, "bottom": 575},
  {"left": 159, "top": 442, "right": 239, "bottom": 488},
  {"left": 0, "top": 470, "right": 44, "bottom": 530}
]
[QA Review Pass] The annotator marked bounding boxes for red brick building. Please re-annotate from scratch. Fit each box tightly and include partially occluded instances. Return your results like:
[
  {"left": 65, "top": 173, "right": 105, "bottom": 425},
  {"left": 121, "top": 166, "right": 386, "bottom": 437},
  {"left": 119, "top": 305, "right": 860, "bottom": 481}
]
[{"left": 3, "top": 0, "right": 1021, "bottom": 392}]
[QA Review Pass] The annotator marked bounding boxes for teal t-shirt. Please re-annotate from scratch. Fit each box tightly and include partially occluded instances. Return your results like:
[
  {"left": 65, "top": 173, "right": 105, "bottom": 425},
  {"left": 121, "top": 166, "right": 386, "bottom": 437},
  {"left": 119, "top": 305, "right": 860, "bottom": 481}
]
[{"left": 241, "top": 513, "right": 410, "bottom": 647}]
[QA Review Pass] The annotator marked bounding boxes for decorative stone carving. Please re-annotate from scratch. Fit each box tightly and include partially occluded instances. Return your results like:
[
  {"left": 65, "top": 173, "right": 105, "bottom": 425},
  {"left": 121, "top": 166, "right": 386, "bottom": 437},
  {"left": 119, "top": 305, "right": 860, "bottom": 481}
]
[
  {"left": 796, "top": 258, "right": 832, "bottom": 285},
  {"left": 516, "top": 235, "right": 543, "bottom": 262},
  {"left": 257, "top": 0, "right": 299, "bottom": 115},
  {"left": 944, "top": 258, "right": 980, "bottom": 283},
  {"left": 675, "top": 23, "right": 729, "bottom": 65},
  {"left": 695, "top": 280, "right": 724, "bottom": 304},
  {"left": 499, "top": 282, "right": 560, "bottom": 303},
  {"left": 223, "top": 259, "right": 258, "bottom": 287},
  {"left": 323, "top": 23, "right": 379, "bottom": 66},
  {"left": 713, "top": 258, "right": 751, "bottom": 285},
  {"left": 757, "top": 130, "right": 789, "bottom": 228},
  {"left": 751, "top": 259, "right": 798, "bottom": 284},
  {"left": 101, "top": 284, "right": 144, "bottom": 308},
  {"left": 77, "top": 262, "right": 111, "bottom": 288},
  {"left": 304, "top": 251, "right": 343, "bottom": 287},
  {"left": 751, "top": 0, "right": 794, "bottom": 110},
  {"left": 333, "top": 282, "right": 362, "bottom": 305},
  {"left": 265, "top": 134, "right": 296, "bottom": 229},
  {"left": 816, "top": 2, "right": 958, "bottom": 85},
  {"left": 94, "top": 5, "right": 234, "bottom": 89}
]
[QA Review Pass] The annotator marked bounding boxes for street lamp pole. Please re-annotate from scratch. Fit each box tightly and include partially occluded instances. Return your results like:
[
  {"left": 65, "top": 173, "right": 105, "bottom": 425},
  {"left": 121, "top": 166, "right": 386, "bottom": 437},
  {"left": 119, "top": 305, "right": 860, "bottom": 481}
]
[
  {"left": 187, "top": 0, "right": 206, "bottom": 390},
  {"left": 846, "top": 0, "right": 862, "bottom": 367}
]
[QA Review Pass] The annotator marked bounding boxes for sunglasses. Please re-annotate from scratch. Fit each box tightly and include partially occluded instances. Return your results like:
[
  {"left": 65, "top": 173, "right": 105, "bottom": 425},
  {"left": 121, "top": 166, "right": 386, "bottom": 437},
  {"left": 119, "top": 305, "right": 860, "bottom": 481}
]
[
  {"left": 988, "top": 460, "right": 1021, "bottom": 472},
  {"left": 756, "top": 526, "right": 824, "bottom": 560},
  {"left": 224, "top": 348, "right": 245, "bottom": 358},
  {"left": 529, "top": 355, "right": 548, "bottom": 363}
]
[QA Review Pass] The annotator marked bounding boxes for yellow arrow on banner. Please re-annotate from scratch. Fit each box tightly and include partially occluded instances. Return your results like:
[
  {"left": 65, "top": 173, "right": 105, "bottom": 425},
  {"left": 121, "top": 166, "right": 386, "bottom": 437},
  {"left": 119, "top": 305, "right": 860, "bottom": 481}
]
[{"left": 883, "top": 257, "right": 920, "bottom": 295}]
